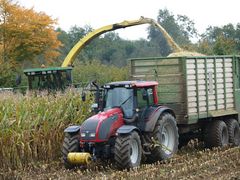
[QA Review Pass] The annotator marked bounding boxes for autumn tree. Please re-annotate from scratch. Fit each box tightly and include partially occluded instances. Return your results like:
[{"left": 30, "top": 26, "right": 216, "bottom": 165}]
[
  {"left": 0, "top": 0, "right": 61, "bottom": 67},
  {"left": 0, "top": 0, "right": 61, "bottom": 87}
]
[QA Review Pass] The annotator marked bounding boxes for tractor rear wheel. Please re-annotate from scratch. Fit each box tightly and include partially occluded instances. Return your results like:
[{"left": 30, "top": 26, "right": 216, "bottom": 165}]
[
  {"left": 147, "top": 113, "right": 179, "bottom": 163},
  {"left": 225, "top": 119, "right": 240, "bottom": 146},
  {"left": 204, "top": 120, "right": 229, "bottom": 148},
  {"left": 114, "top": 131, "right": 142, "bottom": 169},
  {"left": 62, "top": 133, "right": 80, "bottom": 169}
]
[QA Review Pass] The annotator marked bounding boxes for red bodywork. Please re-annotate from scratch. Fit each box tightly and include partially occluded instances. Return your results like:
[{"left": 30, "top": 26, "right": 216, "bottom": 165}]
[
  {"left": 80, "top": 81, "right": 159, "bottom": 143},
  {"left": 80, "top": 108, "right": 124, "bottom": 143}
]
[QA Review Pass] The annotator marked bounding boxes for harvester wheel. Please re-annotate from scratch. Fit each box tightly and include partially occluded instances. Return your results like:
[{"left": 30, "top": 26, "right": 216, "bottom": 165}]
[
  {"left": 114, "top": 131, "right": 142, "bottom": 169},
  {"left": 225, "top": 119, "right": 240, "bottom": 146},
  {"left": 62, "top": 133, "right": 80, "bottom": 169},
  {"left": 147, "top": 113, "right": 179, "bottom": 163},
  {"left": 204, "top": 120, "right": 229, "bottom": 148}
]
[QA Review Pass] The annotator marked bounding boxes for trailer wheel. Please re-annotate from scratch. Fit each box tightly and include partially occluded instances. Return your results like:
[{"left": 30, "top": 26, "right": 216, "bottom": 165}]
[
  {"left": 62, "top": 133, "right": 80, "bottom": 169},
  {"left": 147, "top": 113, "right": 179, "bottom": 162},
  {"left": 114, "top": 131, "right": 142, "bottom": 169},
  {"left": 225, "top": 119, "right": 240, "bottom": 146},
  {"left": 204, "top": 120, "right": 229, "bottom": 148}
]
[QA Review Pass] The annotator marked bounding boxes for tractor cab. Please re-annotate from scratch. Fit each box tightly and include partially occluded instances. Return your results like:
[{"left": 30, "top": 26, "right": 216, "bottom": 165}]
[
  {"left": 23, "top": 67, "right": 73, "bottom": 91},
  {"left": 101, "top": 81, "right": 159, "bottom": 120}
]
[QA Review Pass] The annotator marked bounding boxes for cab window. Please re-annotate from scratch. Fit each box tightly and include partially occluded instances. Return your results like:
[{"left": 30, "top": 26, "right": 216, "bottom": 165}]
[
  {"left": 136, "top": 87, "right": 154, "bottom": 108},
  {"left": 147, "top": 88, "right": 154, "bottom": 105}
]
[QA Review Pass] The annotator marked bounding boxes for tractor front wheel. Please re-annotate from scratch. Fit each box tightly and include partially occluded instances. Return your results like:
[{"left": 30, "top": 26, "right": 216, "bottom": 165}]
[
  {"left": 62, "top": 133, "right": 80, "bottom": 169},
  {"left": 114, "top": 131, "right": 142, "bottom": 169}
]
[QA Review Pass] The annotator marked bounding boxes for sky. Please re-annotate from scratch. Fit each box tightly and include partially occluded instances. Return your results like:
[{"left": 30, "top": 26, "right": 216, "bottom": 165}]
[{"left": 17, "top": 0, "right": 240, "bottom": 40}]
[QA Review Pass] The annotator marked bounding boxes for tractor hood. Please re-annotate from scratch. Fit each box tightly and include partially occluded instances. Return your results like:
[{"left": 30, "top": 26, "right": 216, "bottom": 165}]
[{"left": 80, "top": 108, "right": 124, "bottom": 142}]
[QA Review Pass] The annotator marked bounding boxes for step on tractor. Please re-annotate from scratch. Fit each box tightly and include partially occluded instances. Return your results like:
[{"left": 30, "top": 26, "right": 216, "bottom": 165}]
[{"left": 62, "top": 81, "right": 179, "bottom": 169}]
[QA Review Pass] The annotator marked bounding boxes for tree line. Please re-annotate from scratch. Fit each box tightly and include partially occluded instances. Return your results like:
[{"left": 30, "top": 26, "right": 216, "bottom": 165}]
[
  {"left": 0, "top": 0, "right": 239, "bottom": 87},
  {"left": 56, "top": 9, "right": 240, "bottom": 66}
]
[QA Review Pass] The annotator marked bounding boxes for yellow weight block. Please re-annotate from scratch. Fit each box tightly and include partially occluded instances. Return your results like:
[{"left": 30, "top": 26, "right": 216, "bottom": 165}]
[{"left": 67, "top": 152, "right": 92, "bottom": 165}]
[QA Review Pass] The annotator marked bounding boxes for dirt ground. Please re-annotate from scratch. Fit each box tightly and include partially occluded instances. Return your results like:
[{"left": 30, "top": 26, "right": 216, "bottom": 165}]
[{"left": 1, "top": 144, "right": 239, "bottom": 180}]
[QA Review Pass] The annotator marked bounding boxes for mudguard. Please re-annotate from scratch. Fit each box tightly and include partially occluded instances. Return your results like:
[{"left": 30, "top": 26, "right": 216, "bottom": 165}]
[
  {"left": 144, "top": 107, "right": 175, "bottom": 132},
  {"left": 64, "top": 125, "right": 81, "bottom": 133},
  {"left": 116, "top": 125, "right": 139, "bottom": 134}
]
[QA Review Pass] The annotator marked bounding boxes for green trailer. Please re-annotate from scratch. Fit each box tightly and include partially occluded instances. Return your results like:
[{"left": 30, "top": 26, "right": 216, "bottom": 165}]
[{"left": 130, "top": 55, "right": 240, "bottom": 147}]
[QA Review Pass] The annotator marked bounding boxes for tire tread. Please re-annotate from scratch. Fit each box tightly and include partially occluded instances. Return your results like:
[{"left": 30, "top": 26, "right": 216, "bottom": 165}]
[
  {"left": 205, "top": 120, "right": 228, "bottom": 148},
  {"left": 62, "top": 133, "right": 80, "bottom": 169},
  {"left": 114, "top": 132, "right": 141, "bottom": 169}
]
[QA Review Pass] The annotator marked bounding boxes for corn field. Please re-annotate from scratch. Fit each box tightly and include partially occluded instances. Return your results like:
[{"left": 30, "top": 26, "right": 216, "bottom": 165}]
[
  {"left": 0, "top": 91, "right": 239, "bottom": 179},
  {"left": 1, "top": 144, "right": 239, "bottom": 179},
  {"left": 0, "top": 90, "right": 92, "bottom": 170}
]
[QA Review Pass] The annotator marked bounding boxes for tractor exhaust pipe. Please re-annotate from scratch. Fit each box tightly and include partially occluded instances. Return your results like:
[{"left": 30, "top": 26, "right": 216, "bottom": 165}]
[{"left": 67, "top": 152, "right": 92, "bottom": 165}]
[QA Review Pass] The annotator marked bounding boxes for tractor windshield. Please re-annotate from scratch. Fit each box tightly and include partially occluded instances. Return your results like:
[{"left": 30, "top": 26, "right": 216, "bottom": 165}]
[{"left": 105, "top": 87, "right": 134, "bottom": 118}]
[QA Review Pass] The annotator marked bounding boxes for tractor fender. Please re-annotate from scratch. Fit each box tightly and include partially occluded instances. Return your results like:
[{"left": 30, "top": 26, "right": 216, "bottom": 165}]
[
  {"left": 144, "top": 107, "right": 175, "bottom": 132},
  {"left": 64, "top": 125, "right": 81, "bottom": 133},
  {"left": 116, "top": 125, "right": 140, "bottom": 134}
]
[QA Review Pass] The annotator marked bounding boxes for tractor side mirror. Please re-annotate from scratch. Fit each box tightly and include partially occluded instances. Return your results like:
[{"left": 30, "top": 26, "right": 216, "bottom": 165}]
[
  {"left": 82, "top": 92, "right": 86, "bottom": 102},
  {"left": 142, "top": 89, "right": 148, "bottom": 101},
  {"left": 16, "top": 75, "right": 22, "bottom": 86}
]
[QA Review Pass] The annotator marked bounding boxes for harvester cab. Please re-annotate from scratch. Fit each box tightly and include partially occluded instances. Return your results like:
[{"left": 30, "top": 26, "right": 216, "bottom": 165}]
[
  {"left": 63, "top": 81, "right": 179, "bottom": 169},
  {"left": 23, "top": 67, "right": 73, "bottom": 91}
]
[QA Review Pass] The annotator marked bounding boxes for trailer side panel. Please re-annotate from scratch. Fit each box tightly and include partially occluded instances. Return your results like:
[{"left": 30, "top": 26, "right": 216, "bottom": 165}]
[
  {"left": 130, "top": 57, "right": 188, "bottom": 124},
  {"left": 130, "top": 56, "right": 239, "bottom": 126},
  {"left": 186, "top": 57, "right": 237, "bottom": 124}
]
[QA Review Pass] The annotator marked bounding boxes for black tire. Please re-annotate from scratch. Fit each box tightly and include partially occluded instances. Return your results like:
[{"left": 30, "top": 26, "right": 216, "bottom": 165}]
[
  {"left": 114, "top": 131, "right": 142, "bottom": 169},
  {"left": 225, "top": 119, "right": 240, "bottom": 146},
  {"left": 62, "top": 133, "right": 80, "bottom": 169},
  {"left": 204, "top": 120, "right": 229, "bottom": 148},
  {"left": 147, "top": 113, "right": 179, "bottom": 162}
]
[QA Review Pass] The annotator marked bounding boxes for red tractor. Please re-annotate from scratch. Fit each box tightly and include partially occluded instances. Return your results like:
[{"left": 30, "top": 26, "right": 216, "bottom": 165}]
[{"left": 62, "top": 81, "right": 179, "bottom": 169}]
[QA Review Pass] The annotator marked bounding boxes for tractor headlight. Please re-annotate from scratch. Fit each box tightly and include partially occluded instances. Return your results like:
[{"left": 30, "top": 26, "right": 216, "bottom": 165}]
[
  {"left": 89, "top": 133, "right": 96, "bottom": 137},
  {"left": 81, "top": 133, "right": 86, "bottom": 137}
]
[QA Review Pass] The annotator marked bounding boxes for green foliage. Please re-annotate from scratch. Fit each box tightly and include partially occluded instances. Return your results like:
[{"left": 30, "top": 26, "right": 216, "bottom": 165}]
[
  {"left": 72, "top": 60, "right": 129, "bottom": 85},
  {"left": 57, "top": 27, "right": 162, "bottom": 67},
  {"left": 196, "top": 39, "right": 213, "bottom": 55},
  {"left": 0, "top": 63, "right": 16, "bottom": 87},
  {"left": 198, "top": 23, "right": 240, "bottom": 55},
  {"left": 213, "top": 35, "right": 236, "bottom": 55},
  {"left": 56, "top": 25, "right": 98, "bottom": 63},
  {"left": 148, "top": 9, "right": 198, "bottom": 56},
  {"left": 0, "top": 90, "right": 92, "bottom": 169}
]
